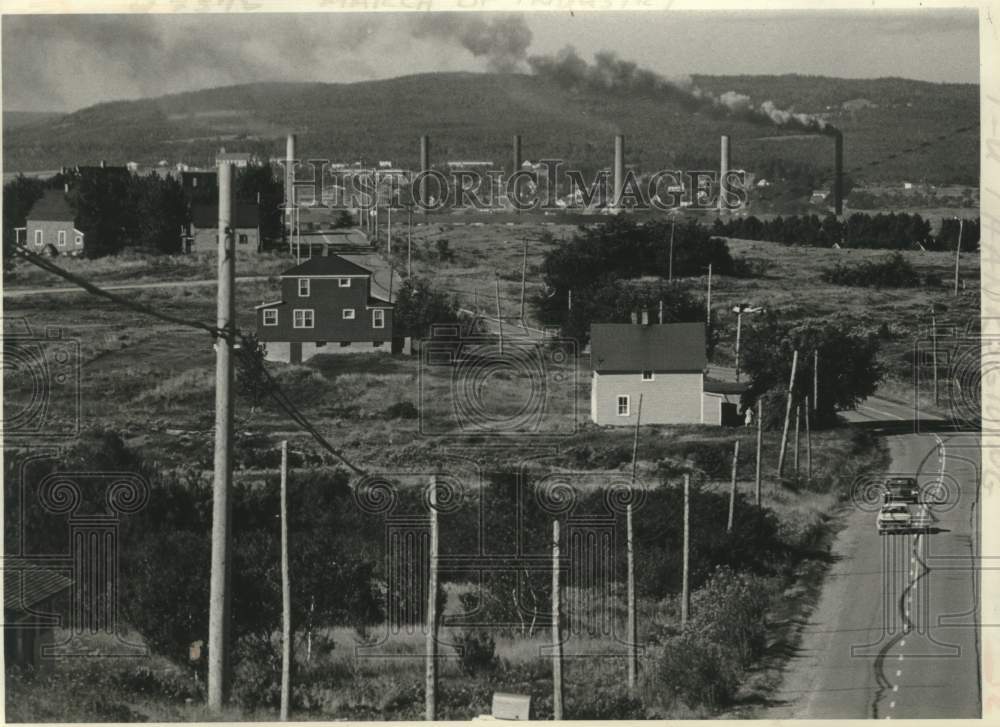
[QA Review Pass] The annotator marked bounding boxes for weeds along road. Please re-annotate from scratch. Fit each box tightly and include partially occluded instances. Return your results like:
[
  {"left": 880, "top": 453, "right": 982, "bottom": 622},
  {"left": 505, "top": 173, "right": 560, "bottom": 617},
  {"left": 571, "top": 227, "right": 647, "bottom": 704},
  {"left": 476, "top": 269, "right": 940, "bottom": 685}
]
[{"left": 766, "top": 395, "right": 981, "bottom": 719}]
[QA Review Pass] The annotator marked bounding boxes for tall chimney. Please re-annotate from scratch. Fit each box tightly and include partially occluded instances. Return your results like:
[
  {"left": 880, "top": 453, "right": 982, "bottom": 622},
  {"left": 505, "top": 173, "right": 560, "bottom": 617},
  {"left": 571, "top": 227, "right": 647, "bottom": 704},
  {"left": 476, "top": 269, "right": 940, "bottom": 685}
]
[
  {"left": 719, "top": 135, "right": 730, "bottom": 212},
  {"left": 512, "top": 134, "right": 522, "bottom": 212},
  {"left": 285, "top": 133, "right": 296, "bottom": 210},
  {"left": 613, "top": 135, "right": 625, "bottom": 211},
  {"left": 419, "top": 135, "right": 430, "bottom": 208},
  {"left": 833, "top": 130, "right": 844, "bottom": 216}
]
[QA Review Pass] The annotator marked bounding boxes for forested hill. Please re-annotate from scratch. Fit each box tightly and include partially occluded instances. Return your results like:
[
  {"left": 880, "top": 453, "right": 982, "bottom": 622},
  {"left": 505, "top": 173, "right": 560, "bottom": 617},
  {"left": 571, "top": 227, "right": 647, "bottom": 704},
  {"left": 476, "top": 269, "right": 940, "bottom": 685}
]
[{"left": 3, "top": 72, "right": 978, "bottom": 185}]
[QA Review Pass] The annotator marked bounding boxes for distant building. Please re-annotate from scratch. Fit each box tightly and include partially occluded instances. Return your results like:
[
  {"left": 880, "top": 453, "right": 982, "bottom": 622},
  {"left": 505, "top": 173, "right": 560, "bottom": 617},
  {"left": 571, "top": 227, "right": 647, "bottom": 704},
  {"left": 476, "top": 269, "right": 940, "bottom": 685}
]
[
  {"left": 188, "top": 202, "right": 260, "bottom": 253},
  {"left": 24, "top": 190, "right": 85, "bottom": 256},
  {"left": 255, "top": 254, "right": 394, "bottom": 363},
  {"left": 215, "top": 148, "right": 257, "bottom": 168}
]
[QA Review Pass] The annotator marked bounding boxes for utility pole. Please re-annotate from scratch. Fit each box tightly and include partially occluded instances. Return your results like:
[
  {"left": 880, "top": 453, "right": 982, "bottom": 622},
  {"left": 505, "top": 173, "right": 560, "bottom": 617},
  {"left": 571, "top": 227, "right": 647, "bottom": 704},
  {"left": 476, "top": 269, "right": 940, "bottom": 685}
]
[
  {"left": 953, "top": 217, "right": 963, "bottom": 297},
  {"left": 668, "top": 218, "right": 675, "bottom": 282},
  {"left": 658, "top": 299, "right": 663, "bottom": 325},
  {"left": 520, "top": 238, "right": 528, "bottom": 324},
  {"left": 627, "top": 394, "right": 643, "bottom": 690},
  {"left": 805, "top": 396, "right": 812, "bottom": 481},
  {"left": 932, "top": 312, "right": 939, "bottom": 405},
  {"left": 425, "top": 476, "right": 439, "bottom": 721},
  {"left": 280, "top": 441, "right": 291, "bottom": 722},
  {"left": 552, "top": 519, "right": 563, "bottom": 720},
  {"left": 755, "top": 399, "right": 763, "bottom": 506},
  {"left": 727, "top": 440, "right": 740, "bottom": 533},
  {"left": 495, "top": 274, "right": 504, "bottom": 356},
  {"left": 407, "top": 206, "right": 413, "bottom": 277},
  {"left": 793, "top": 400, "right": 801, "bottom": 476},
  {"left": 705, "top": 263, "right": 712, "bottom": 322},
  {"left": 567, "top": 289, "right": 572, "bottom": 313},
  {"left": 387, "top": 202, "right": 392, "bottom": 258},
  {"left": 777, "top": 350, "right": 799, "bottom": 478},
  {"left": 735, "top": 309, "right": 743, "bottom": 382},
  {"left": 681, "top": 474, "right": 690, "bottom": 627},
  {"left": 813, "top": 349, "right": 819, "bottom": 415},
  {"left": 208, "top": 162, "right": 235, "bottom": 711}
]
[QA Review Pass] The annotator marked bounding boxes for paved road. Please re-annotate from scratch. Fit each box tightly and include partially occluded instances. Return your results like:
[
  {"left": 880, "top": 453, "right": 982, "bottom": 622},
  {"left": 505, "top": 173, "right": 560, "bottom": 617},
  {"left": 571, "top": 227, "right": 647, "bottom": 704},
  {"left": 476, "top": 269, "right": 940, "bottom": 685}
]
[
  {"left": 766, "top": 396, "right": 980, "bottom": 718},
  {"left": 3, "top": 276, "right": 272, "bottom": 298}
]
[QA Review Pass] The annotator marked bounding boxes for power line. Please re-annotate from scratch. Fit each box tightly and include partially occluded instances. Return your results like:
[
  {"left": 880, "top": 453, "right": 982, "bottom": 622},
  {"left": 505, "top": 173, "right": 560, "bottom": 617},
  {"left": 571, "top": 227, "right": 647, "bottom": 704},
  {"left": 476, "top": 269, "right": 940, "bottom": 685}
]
[{"left": 12, "top": 245, "right": 367, "bottom": 477}]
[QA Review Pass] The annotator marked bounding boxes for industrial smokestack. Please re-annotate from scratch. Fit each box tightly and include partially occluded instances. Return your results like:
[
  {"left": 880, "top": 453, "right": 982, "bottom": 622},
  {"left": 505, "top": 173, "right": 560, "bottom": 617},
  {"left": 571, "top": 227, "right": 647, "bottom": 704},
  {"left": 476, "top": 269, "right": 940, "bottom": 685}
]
[
  {"left": 833, "top": 130, "right": 844, "bottom": 216},
  {"left": 613, "top": 134, "right": 624, "bottom": 211},
  {"left": 285, "top": 134, "right": 296, "bottom": 210},
  {"left": 512, "top": 134, "right": 522, "bottom": 212},
  {"left": 719, "top": 135, "right": 730, "bottom": 212},
  {"left": 419, "top": 135, "right": 430, "bottom": 208}
]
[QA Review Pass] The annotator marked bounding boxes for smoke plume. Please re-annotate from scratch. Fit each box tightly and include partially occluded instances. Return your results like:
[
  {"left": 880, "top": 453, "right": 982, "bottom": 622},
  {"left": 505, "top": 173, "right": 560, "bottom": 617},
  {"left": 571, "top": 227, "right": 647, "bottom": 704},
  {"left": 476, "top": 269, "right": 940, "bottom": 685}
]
[
  {"left": 409, "top": 14, "right": 532, "bottom": 73},
  {"left": 528, "top": 46, "right": 837, "bottom": 134}
]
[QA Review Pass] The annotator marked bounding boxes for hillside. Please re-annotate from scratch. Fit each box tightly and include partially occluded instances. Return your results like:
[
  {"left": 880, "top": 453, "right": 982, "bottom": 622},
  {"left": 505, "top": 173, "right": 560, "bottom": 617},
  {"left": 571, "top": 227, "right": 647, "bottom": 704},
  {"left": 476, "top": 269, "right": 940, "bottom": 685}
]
[
  {"left": 2, "top": 72, "right": 978, "bottom": 185},
  {"left": 2, "top": 110, "right": 64, "bottom": 130}
]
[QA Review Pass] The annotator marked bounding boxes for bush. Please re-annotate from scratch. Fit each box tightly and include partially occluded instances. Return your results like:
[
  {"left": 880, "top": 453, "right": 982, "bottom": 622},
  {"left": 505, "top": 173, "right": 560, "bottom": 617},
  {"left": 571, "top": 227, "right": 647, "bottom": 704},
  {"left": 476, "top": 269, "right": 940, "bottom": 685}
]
[
  {"left": 655, "top": 630, "right": 739, "bottom": 709},
  {"left": 454, "top": 629, "right": 498, "bottom": 676},
  {"left": 821, "top": 252, "right": 921, "bottom": 288},
  {"left": 384, "top": 401, "right": 419, "bottom": 419}
]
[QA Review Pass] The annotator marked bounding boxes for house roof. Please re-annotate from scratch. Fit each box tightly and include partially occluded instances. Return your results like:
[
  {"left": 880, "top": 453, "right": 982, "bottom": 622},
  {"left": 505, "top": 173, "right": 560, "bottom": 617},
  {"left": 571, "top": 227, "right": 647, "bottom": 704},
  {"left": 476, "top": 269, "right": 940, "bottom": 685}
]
[
  {"left": 191, "top": 203, "right": 259, "bottom": 229},
  {"left": 704, "top": 379, "right": 750, "bottom": 395},
  {"left": 26, "top": 190, "right": 76, "bottom": 222},
  {"left": 590, "top": 322, "right": 706, "bottom": 372},
  {"left": 281, "top": 254, "right": 372, "bottom": 278}
]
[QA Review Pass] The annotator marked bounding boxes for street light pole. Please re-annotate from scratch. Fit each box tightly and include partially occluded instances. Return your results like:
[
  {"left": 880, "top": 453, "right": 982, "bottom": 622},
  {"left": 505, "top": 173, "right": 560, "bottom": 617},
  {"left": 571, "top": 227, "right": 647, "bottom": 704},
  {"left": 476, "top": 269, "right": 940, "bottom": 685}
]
[{"left": 732, "top": 304, "right": 763, "bottom": 383}]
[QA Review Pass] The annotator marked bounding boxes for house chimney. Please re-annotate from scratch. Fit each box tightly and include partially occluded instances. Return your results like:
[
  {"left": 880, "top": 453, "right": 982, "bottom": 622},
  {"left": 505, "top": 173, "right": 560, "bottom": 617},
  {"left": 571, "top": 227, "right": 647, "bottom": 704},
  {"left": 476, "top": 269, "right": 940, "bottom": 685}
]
[
  {"left": 833, "top": 130, "right": 844, "bottom": 216},
  {"left": 630, "top": 311, "right": 638, "bottom": 325},
  {"left": 419, "top": 135, "right": 430, "bottom": 208},
  {"left": 613, "top": 134, "right": 625, "bottom": 211},
  {"left": 641, "top": 309, "right": 650, "bottom": 326},
  {"left": 719, "top": 135, "right": 730, "bottom": 212}
]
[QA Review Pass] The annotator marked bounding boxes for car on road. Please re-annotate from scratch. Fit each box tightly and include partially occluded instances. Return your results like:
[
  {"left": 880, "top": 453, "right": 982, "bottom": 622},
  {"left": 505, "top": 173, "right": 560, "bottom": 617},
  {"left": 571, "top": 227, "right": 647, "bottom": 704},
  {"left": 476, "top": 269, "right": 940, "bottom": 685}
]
[
  {"left": 883, "top": 476, "right": 920, "bottom": 504},
  {"left": 877, "top": 503, "right": 913, "bottom": 534}
]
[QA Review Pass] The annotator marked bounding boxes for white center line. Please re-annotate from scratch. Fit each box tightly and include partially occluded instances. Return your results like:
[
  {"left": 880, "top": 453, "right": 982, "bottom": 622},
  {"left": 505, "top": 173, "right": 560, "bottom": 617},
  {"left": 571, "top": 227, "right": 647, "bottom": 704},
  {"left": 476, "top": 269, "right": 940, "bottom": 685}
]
[
  {"left": 901, "top": 639, "right": 907, "bottom": 646},
  {"left": 896, "top": 670, "right": 901, "bottom": 677},
  {"left": 890, "top": 701, "right": 896, "bottom": 708},
  {"left": 893, "top": 685, "right": 899, "bottom": 692}
]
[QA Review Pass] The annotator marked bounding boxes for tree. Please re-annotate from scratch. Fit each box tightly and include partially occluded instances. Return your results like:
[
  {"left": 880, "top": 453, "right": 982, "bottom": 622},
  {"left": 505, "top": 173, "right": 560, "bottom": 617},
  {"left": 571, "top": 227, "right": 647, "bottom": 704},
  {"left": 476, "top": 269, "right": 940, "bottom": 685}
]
[
  {"left": 129, "top": 174, "right": 188, "bottom": 254},
  {"left": 392, "top": 277, "right": 461, "bottom": 338},
  {"left": 739, "top": 313, "right": 882, "bottom": 426}
]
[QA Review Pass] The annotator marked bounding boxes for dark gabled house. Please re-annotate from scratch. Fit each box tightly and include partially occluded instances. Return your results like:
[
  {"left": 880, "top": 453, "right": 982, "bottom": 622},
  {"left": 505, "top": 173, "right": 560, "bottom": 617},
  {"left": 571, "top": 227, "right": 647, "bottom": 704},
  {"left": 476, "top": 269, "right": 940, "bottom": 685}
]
[
  {"left": 23, "top": 190, "right": 85, "bottom": 256},
  {"left": 188, "top": 202, "right": 261, "bottom": 253},
  {"left": 255, "top": 255, "right": 394, "bottom": 363}
]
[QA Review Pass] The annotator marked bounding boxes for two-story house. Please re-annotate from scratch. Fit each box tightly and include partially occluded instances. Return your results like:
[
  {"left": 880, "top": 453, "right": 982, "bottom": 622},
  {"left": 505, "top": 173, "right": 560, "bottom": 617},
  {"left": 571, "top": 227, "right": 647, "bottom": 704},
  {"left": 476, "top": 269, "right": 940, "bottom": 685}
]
[
  {"left": 24, "top": 190, "right": 85, "bottom": 256},
  {"left": 188, "top": 203, "right": 260, "bottom": 253},
  {"left": 255, "top": 255, "right": 394, "bottom": 363}
]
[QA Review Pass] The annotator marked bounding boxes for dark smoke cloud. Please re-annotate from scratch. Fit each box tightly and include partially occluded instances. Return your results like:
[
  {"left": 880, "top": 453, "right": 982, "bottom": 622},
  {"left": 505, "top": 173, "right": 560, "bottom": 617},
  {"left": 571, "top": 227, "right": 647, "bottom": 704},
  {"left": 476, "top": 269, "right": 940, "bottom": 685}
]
[
  {"left": 528, "top": 46, "right": 838, "bottom": 134},
  {"left": 409, "top": 14, "right": 532, "bottom": 72}
]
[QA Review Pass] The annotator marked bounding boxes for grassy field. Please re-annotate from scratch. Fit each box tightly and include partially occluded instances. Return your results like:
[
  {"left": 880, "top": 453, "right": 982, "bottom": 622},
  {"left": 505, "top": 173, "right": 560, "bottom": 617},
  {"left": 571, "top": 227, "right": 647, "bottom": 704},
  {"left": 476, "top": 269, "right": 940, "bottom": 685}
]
[{"left": 4, "top": 217, "right": 975, "bottom": 720}]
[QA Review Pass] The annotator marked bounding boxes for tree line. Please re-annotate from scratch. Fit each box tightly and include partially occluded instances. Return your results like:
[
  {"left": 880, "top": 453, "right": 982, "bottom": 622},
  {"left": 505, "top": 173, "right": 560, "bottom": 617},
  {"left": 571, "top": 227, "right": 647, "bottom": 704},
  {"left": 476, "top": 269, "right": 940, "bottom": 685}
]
[{"left": 713, "top": 212, "right": 980, "bottom": 251}]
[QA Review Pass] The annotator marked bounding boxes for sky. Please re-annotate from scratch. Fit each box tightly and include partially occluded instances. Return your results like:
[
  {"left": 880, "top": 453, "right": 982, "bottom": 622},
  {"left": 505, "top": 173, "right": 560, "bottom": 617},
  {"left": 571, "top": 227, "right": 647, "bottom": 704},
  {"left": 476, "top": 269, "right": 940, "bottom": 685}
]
[{"left": 0, "top": 9, "right": 980, "bottom": 113}]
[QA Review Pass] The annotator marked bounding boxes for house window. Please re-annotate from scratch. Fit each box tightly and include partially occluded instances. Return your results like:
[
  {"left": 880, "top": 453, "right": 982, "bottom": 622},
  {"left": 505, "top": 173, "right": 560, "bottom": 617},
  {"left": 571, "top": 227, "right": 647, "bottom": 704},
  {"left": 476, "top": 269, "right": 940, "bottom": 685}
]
[
  {"left": 263, "top": 309, "right": 278, "bottom": 326},
  {"left": 34, "top": 230, "right": 43, "bottom": 247},
  {"left": 293, "top": 309, "right": 314, "bottom": 328},
  {"left": 238, "top": 233, "right": 249, "bottom": 245},
  {"left": 617, "top": 395, "right": 630, "bottom": 416},
  {"left": 315, "top": 341, "right": 326, "bottom": 348},
  {"left": 373, "top": 309, "right": 385, "bottom": 329},
  {"left": 57, "top": 230, "right": 67, "bottom": 247},
  {"left": 343, "top": 308, "right": 356, "bottom": 320},
  {"left": 338, "top": 277, "right": 351, "bottom": 288},
  {"left": 373, "top": 341, "right": 384, "bottom": 347},
  {"left": 74, "top": 234, "right": 83, "bottom": 247},
  {"left": 298, "top": 278, "right": 310, "bottom": 297},
  {"left": 642, "top": 370, "right": 654, "bottom": 381},
  {"left": 340, "top": 341, "right": 352, "bottom": 347}
]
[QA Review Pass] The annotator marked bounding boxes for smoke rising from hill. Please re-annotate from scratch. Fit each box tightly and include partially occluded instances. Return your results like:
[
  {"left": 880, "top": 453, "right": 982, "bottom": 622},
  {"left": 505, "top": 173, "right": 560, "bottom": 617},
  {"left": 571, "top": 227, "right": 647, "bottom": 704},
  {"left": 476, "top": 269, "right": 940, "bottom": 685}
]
[{"left": 527, "top": 46, "right": 837, "bottom": 134}]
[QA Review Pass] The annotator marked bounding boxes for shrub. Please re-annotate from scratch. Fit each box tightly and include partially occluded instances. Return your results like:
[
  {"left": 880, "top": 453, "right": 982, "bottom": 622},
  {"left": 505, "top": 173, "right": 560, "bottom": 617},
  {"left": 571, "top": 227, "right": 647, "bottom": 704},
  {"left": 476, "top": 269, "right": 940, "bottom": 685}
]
[
  {"left": 384, "top": 401, "right": 419, "bottom": 419},
  {"left": 689, "top": 565, "right": 770, "bottom": 668},
  {"left": 821, "top": 252, "right": 921, "bottom": 288},
  {"left": 655, "top": 630, "right": 739, "bottom": 709},
  {"left": 454, "top": 629, "right": 498, "bottom": 676}
]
